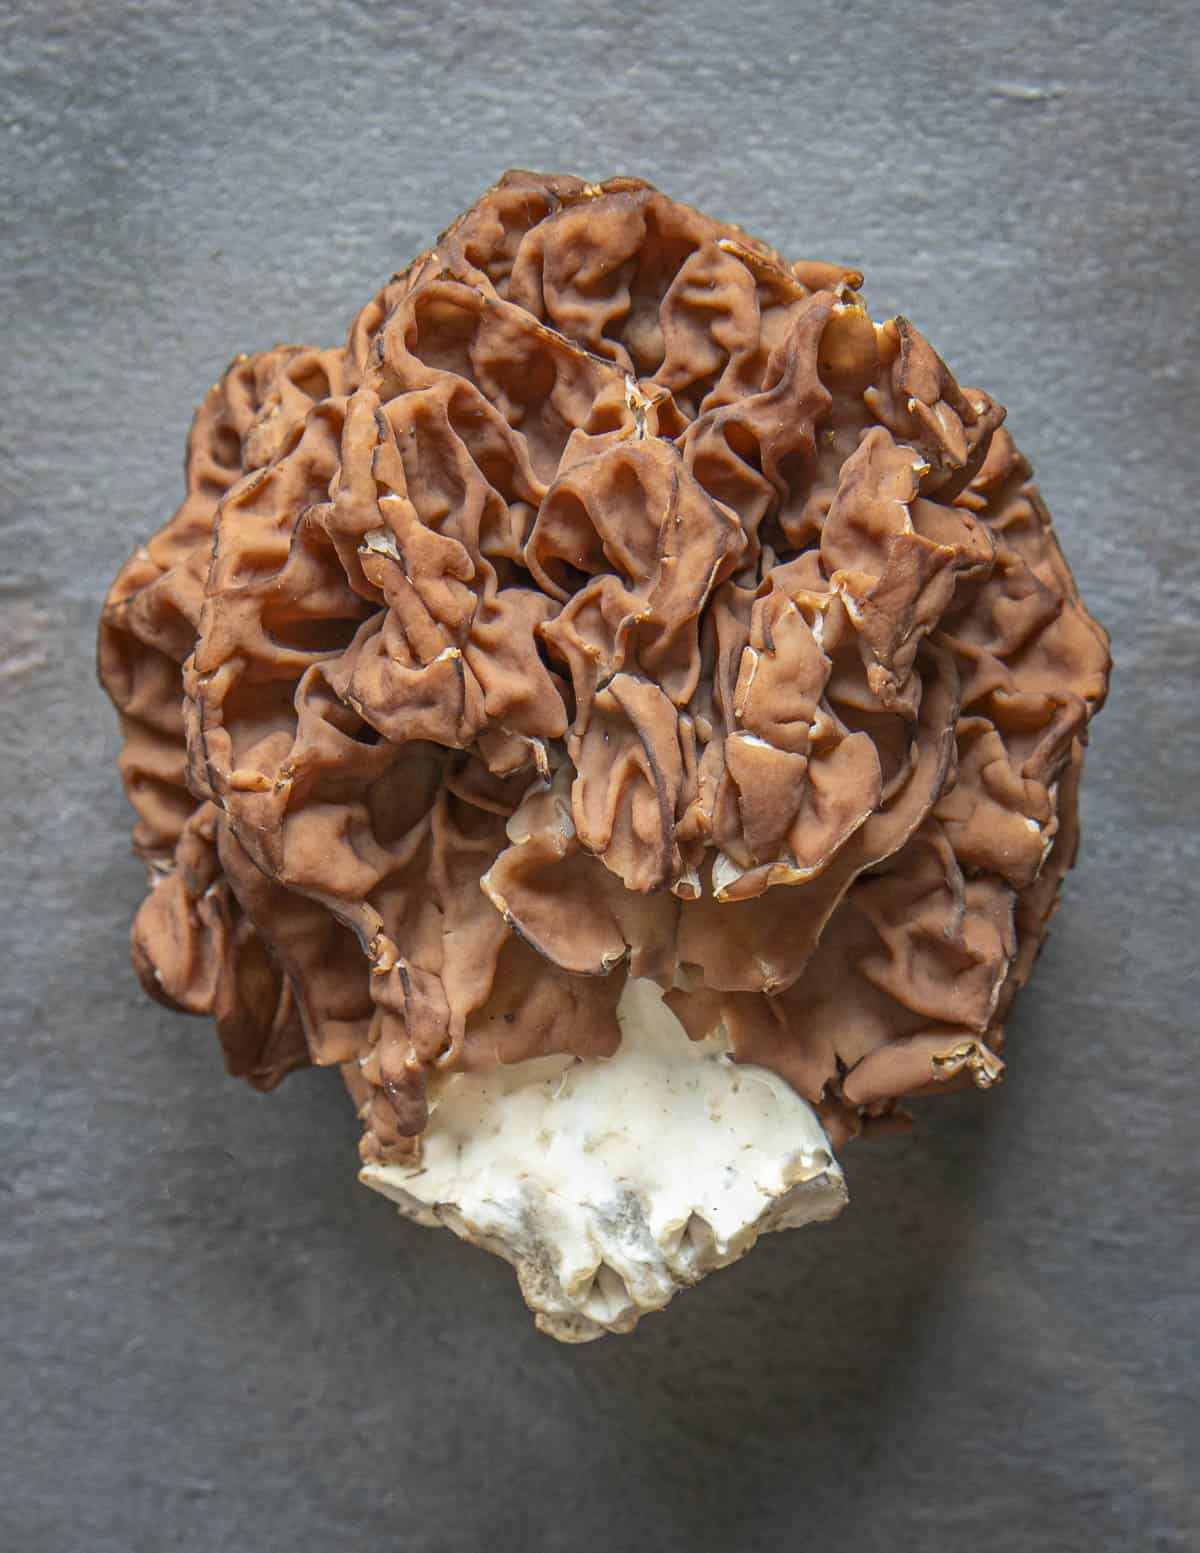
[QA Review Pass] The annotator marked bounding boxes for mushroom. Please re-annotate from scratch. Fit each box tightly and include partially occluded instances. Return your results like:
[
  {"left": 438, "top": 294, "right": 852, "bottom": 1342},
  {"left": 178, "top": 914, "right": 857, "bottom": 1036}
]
[{"left": 99, "top": 171, "right": 1110, "bottom": 1340}]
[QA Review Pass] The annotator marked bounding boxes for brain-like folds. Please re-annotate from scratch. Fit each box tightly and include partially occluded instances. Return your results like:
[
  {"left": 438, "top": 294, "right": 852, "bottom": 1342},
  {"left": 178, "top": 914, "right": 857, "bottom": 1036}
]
[{"left": 99, "top": 172, "right": 1109, "bottom": 1158}]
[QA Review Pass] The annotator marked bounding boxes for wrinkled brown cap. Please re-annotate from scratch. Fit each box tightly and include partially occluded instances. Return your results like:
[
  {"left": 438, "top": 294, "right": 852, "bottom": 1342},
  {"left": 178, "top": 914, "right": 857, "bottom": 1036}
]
[{"left": 99, "top": 171, "right": 1110, "bottom": 1155}]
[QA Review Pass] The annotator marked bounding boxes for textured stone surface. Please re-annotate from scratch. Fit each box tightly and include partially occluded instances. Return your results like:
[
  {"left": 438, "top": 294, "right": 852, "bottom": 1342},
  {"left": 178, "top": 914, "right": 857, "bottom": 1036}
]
[{"left": 1, "top": 2, "right": 1195, "bottom": 1549}]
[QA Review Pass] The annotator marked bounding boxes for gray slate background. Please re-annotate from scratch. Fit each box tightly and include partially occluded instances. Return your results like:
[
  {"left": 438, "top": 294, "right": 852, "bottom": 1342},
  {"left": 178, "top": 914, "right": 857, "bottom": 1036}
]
[{"left": 2, "top": 1, "right": 1196, "bottom": 1548}]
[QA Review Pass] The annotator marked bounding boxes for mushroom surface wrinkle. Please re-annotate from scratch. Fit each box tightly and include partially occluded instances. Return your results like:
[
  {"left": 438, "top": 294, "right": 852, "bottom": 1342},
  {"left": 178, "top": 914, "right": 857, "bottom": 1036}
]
[{"left": 99, "top": 171, "right": 1110, "bottom": 1338}]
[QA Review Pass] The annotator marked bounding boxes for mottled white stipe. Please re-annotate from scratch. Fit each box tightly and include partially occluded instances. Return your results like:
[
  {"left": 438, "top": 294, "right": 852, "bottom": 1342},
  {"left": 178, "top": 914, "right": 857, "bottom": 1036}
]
[{"left": 360, "top": 976, "right": 847, "bottom": 1341}]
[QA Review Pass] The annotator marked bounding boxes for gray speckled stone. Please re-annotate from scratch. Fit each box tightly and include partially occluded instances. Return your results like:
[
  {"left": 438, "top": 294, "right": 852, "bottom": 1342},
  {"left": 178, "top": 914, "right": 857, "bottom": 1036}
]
[{"left": 2, "top": 2, "right": 1196, "bottom": 1548}]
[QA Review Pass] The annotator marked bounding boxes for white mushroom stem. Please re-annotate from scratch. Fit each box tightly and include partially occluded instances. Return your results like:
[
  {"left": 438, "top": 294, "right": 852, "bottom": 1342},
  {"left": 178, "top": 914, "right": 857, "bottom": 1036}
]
[{"left": 360, "top": 977, "right": 847, "bottom": 1342}]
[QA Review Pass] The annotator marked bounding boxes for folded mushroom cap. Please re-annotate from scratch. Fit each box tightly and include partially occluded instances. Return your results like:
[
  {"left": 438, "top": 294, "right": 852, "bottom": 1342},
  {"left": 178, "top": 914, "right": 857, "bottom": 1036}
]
[{"left": 99, "top": 171, "right": 1110, "bottom": 1337}]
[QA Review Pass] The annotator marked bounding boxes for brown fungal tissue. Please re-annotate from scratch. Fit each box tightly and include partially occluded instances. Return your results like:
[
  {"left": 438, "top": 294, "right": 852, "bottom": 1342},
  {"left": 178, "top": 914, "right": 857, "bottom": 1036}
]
[{"left": 99, "top": 169, "right": 1110, "bottom": 1171}]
